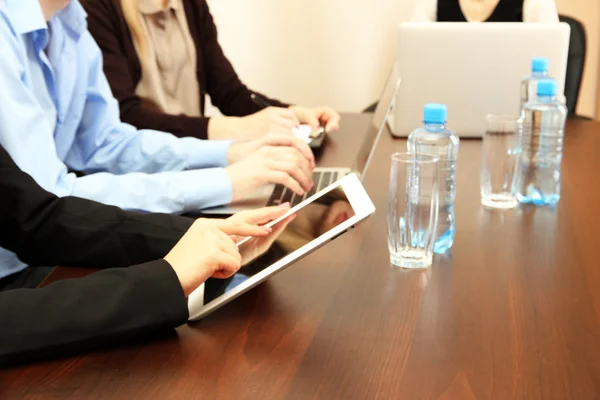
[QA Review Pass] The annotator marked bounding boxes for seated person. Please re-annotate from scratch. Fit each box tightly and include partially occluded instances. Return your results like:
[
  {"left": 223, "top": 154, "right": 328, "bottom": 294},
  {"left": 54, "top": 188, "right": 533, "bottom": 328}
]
[
  {"left": 0, "top": 144, "right": 293, "bottom": 367},
  {"left": 0, "top": 0, "right": 314, "bottom": 280},
  {"left": 82, "top": 0, "right": 341, "bottom": 140},
  {"left": 411, "top": 0, "right": 559, "bottom": 22}
]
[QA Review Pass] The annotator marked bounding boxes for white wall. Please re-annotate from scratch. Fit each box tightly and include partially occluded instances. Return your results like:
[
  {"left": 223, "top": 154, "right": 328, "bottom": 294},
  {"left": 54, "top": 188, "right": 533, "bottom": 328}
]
[{"left": 207, "top": 0, "right": 598, "bottom": 117}]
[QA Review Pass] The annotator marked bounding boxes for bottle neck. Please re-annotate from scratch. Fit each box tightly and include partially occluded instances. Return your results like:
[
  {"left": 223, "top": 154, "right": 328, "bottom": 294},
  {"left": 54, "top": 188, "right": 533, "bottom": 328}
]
[
  {"left": 424, "top": 122, "right": 445, "bottom": 131},
  {"left": 532, "top": 71, "right": 548, "bottom": 78},
  {"left": 537, "top": 94, "right": 556, "bottom": 103}
]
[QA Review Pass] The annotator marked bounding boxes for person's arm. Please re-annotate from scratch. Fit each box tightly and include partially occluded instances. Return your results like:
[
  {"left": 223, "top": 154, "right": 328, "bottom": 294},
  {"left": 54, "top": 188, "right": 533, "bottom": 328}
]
[
  {"left": 0, "top": 260, "right": 188, "bottom": 367},
  {"left": 0, "top": 146, "right": 193, "bottom": 268},
  {"left": 82, "top": 0, "right": 215, "bottom": 140},
  {"left": 0, "top": 19, "right": 232, "bottom": 212},
  {"left": 410, "top": 0, "right": 437, "bottom": 22},
  {"left": 0, "top": 167, "right": 284, "bottom": 367},
  {"left": 0, "top": 144, "right": 192, "bottom": 366},
  {"left": 523, "top": 0, "right": 559, "bottom": 23},
  {"left": 69, "top": 32, "right": 232, "bottom": 175},
  {"left": 196, "top": 0, "right": 288, "bottom": 115},
  {"left": 82, "top": 0, "right": 285, "bottom": 139},
  {"left": 0, "top": 143, "right": 289, "bottom": 366}
]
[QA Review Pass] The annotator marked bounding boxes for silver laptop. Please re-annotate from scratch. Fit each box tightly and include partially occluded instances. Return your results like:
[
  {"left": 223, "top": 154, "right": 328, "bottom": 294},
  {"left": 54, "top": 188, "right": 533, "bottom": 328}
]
[
  {"left": 389, "top": 22, "right": 570, "bottom": 138},
  {"left": 203, "top": 68, "right": 401, "bottom": 214}
]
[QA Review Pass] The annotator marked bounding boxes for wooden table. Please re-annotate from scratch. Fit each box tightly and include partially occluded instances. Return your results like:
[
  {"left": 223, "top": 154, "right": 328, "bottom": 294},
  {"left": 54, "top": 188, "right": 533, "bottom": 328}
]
[{"left": 2, "top": 114, "right": 600, "bottom": 399}]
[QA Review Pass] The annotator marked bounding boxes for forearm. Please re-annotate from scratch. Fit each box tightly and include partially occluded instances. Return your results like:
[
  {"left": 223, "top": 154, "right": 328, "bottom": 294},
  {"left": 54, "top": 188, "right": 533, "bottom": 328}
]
[
  {"left": 70, "top": 119, "right": 231, "bottom": 174},
  {"left": 207, "top": 116, "right": 244, "bottom": 140},
  {"left": 67, "top": 168, "right": 233, "bottom": 213},
  {"left": 0, "top": 146, "right": 193, "bottom": 266},
  {"left": 72, "top": 34, "right": 231, "bottom": 175},
  {"left": 8, "top": 196, "right": 192, "bottom": 268},
  {"left": 212, "top": 87, "right": 289, "bottom": 118},
  {"left": 0, "top": 260, "right": 188, "bottom": 367}
]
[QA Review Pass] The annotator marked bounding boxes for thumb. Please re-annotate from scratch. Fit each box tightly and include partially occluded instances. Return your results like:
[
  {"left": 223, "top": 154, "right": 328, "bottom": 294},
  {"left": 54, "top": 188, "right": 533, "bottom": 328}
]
[
  {"left": 324, "top": 114, "right": 340, "bottom": 133},
  {"left": 299, "top": 109, "right": 320, "bottom": 129},
  {"left": 261, "top": 133, "right": 295, "bottom": 147}
]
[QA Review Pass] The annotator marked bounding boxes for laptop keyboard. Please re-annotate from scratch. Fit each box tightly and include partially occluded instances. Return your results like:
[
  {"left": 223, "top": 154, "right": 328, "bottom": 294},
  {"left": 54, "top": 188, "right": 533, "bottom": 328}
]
[{"left": 267, "top": 170, "right": 342, "bottom": 207}]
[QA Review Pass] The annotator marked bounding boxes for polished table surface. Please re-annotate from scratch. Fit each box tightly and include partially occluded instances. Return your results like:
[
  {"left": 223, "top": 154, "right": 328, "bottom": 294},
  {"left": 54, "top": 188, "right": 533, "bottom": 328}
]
[{"left": 2, "top": 113, "right": 600, "bottom": 399}]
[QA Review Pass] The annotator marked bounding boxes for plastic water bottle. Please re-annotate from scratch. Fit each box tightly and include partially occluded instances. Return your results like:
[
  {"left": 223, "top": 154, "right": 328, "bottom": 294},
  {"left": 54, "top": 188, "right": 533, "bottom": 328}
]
[
  {"left": 515, "top": 79, "right": 566, "bottom": 206},
  {"left": 408, "top": 104, "right": 459, "bottom": 254},
  {"left": 520, "top": 57, "right": 549, "bottom": 110}
]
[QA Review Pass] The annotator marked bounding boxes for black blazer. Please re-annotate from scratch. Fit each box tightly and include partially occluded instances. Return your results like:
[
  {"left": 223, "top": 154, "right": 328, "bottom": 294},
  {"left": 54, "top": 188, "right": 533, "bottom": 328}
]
[{"left": 0, "top": 145, "right": 192, "bottom": 367}]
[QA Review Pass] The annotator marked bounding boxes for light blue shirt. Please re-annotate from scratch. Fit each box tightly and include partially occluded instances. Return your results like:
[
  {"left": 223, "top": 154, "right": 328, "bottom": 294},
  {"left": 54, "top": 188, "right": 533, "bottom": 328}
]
[
  {"left": 0, "top": 0, "right": 234, "bottom": 278},
  {"left": 25, "top": 35, "right": 58, "bottom": 133}
]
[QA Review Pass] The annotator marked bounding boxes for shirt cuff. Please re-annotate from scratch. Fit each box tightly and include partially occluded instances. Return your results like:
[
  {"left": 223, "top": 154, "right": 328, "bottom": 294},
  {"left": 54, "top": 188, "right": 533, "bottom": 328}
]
[
  {"left": 180, "top": 138, "right": 233, "bottom": 169},
  {"left": 173, "top": 168, "right": 233, "bottom": 211}
]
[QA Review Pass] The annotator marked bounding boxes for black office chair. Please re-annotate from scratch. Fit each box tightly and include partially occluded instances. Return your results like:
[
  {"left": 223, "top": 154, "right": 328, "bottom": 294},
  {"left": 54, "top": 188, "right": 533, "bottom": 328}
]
[
  {"left": 364, "top": 16, "right": 590, "bottom": 118},
  {"left": 559, "top": 15, "right": 589, "bottom": 120}
]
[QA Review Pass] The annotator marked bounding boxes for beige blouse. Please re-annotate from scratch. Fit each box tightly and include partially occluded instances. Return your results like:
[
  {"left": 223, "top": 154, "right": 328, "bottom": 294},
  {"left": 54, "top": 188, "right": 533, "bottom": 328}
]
[{"left": 134, "top": 0, "right": 201, "bottom": 117}]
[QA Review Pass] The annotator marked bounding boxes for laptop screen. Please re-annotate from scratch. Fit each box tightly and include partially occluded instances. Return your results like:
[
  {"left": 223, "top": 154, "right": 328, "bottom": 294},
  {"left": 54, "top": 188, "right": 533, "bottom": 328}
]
[
  {"left": 202, "top": 184, "right": 356, "bottom": 305},
  {"left": 351, "top": 66, "right": 401, "bottom": 180}
]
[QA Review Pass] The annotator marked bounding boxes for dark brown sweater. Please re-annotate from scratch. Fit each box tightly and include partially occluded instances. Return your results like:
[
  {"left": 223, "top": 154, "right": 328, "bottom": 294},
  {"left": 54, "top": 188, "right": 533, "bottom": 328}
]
[{"left": 81, "top": 0, "right": 287, "bottom": 140}]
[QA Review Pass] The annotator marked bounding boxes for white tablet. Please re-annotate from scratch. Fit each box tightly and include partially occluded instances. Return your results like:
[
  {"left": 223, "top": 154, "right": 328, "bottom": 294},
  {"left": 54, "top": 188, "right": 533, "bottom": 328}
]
[{"left": 187, "top": 173, "right": 375, "bottom": 321}]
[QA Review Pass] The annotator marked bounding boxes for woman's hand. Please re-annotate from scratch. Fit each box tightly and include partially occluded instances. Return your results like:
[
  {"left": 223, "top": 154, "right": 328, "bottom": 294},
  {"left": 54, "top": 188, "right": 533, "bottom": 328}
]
[
  {"left": 207, "top": 105, "right": 341, "bottom": 140},
  {"left": 289, "top": 106, "right": 341, "bottom": 133},
  {"left": 225, "top": 134, "right": 315, "bottom": 200},
  {"left": 208, "top": 107, "right": 299, "bottom": 140},
  {"left": 164, "top": 218, "right": 271, "bottom": 297}
]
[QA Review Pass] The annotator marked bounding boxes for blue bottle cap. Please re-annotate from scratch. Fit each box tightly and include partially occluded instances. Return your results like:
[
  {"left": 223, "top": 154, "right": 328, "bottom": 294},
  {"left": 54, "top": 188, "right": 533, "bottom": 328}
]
[
  {"left": 532, "top": 57, "right": 549, "bottom": 73},
  {"left": 424, "top": 104, "right": 447, "bottom": 124},
  {"left": 537, "top": 79, "right": 557, "bottom": 96}
]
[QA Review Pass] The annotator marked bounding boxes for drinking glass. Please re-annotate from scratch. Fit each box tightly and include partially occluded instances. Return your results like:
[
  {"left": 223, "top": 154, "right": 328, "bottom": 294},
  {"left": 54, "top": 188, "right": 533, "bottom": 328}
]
[
  {"left": 387, "top": 152, "right": 439, "bottom": 269},
  {"left": 481, "top": 115, "right": 521, "bottom": 209}
]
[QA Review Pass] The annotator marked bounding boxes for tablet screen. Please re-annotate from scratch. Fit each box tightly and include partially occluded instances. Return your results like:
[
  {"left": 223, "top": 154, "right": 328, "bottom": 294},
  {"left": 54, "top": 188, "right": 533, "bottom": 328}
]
[{"left": 203, "top": 185, "right": 356, "bottom": 305}]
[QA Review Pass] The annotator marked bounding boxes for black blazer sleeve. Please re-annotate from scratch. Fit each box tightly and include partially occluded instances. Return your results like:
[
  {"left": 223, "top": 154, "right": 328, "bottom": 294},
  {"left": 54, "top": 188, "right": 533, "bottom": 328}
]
[
  {"left": 0, "top": 260, "right": 189, "bottom": 367},
  {"left": 0, "top": 147, "right": 193, "bottom": 268},
  {"left": 0, "top": 147, "right": 190, "bottom": 366}
]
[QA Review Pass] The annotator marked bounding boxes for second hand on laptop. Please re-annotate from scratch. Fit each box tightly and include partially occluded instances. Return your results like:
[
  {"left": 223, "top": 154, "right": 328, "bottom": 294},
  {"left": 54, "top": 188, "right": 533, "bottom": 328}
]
[{"left": 250, "top": 93, "right": 325, "bottom": 140}]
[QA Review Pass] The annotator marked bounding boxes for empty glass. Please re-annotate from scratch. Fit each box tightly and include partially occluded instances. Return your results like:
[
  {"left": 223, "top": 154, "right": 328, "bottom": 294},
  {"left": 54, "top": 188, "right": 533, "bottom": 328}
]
[
  {"left": 387, "top": 152, "right": 439, "bottom": 269},
  {"left": 481, "top": 115, "right": 521, "bottom": 209}
]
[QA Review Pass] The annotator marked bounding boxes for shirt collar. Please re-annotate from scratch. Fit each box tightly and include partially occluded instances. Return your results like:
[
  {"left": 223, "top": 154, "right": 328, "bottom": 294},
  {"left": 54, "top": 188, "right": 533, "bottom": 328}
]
[
  {"left": 5, "top": 0, "right": 87, "bottom": 37},
  {"left": 5, "top": 0, "right": 47, "bottom": 35},
  {"left": 56, "top": 0, "right": 87, "bottom": 37},
  {"left": 138, "top": 0, "right": 180, "bottom": 15}
]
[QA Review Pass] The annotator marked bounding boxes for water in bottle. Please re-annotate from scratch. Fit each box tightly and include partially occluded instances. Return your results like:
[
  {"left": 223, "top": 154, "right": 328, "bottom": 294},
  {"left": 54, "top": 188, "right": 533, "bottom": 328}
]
[
  {"left": 516, "top": 79, "right": 566, "bottom": 206},
  {"left": 408, "top": 104, "right": 459, "bottom": 254},
  {"left": 520, "top": 57, "right": 549, "bottom": 110}
]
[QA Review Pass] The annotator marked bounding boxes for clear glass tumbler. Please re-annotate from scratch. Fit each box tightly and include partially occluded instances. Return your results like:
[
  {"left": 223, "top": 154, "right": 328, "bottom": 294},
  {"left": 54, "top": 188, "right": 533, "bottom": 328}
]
[
  {"left": 387, "top": 152, "right": 439, "bottom": 269},
  {"left": 481, "top": 115, "right": 521, "bottom": 210}
]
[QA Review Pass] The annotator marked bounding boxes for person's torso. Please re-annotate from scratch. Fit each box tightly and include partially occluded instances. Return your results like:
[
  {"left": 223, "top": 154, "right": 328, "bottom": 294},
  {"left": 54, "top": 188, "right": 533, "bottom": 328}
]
[
  {"left": 0, "top": 2, "right": 94, "bottom": 277},
  {"left": 437, "top": 0, "right": 524, "bottom": 22},
  {"left": 15, "top": 21, "right": 92, "bottom": 164},
  {"left": 133, "top": 0, "right": 201, "bottom": 118}
]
